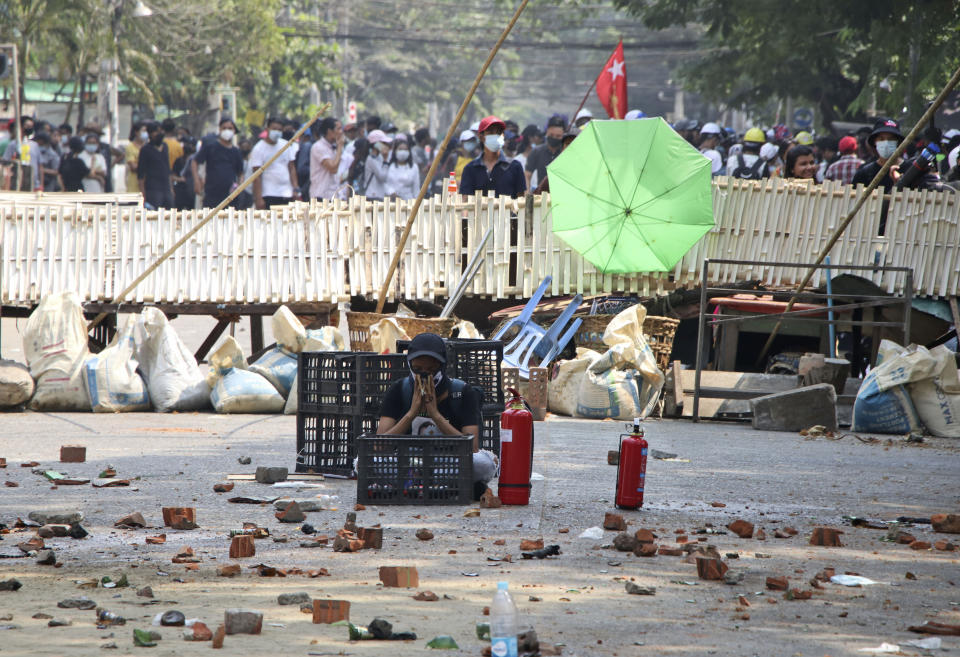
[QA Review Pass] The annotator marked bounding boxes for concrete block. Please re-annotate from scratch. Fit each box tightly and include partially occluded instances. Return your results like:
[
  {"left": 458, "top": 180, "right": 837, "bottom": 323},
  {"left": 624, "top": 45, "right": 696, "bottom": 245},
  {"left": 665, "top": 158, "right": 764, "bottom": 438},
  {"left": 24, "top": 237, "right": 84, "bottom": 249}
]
[
  {"left": 798, "top": 354, "right": 850, "bottom": 395},
  {"left": 255, "top": 466, "right": 288, "bottom": 484},
  {"left": 750, "top": 384, "right": 837, "bottom": 432}
]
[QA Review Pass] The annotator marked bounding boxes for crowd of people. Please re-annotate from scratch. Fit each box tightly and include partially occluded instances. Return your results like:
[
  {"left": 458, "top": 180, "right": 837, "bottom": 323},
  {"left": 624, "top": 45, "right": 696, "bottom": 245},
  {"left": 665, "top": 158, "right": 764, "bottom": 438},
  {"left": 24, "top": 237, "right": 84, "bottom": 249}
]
[{"left": 2, "top": 106, "right": 959, "bottom": 207}]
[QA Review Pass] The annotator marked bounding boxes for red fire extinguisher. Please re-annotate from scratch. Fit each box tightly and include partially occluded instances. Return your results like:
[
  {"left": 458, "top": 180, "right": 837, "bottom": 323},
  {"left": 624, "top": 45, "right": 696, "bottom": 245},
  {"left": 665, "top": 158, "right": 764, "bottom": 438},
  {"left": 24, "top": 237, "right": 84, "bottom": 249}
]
[
  {"left": 615, "top": 418, "right": 648, "bottom": 510},
  {"left": 498, "top": 388, "right": 534, "bottom": 505}
]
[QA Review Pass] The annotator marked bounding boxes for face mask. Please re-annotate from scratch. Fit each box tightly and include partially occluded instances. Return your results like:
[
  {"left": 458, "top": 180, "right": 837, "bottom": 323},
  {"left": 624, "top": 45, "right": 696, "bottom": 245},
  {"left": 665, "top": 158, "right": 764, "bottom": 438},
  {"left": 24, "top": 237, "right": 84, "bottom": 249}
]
[
  {"left": 410, "top": 365, "right": 444, "bottom": 389},
  {"left": 282, "top": 129, "right": 295, "bottom": 140},
  {"left": 547, "top": 136, "right": 562, "bottom": 149},
  {"left": 395, "top": 149, "right": 410, "bottom": 162},
  {"left": 875, "top": 140, "right": 897, "bottom": 159},
  {"left": 60, "top": 135, "right": 68, "bottom": 146},
  {"left": 484, "top": 134, "right": 504, "bottom": 152},
  {"left": 139, "top": 130, "right": 149, "bottom": 142},
  {"left": 240, "top": 149, "right": 251, "bottom": 157},
  {"left": 463, "top": 140, "right": 477, "bottom": 153},
  {"left": 23, "top": 127, "right": 34, "bottom": 137},
  {"left": 150, "top": 134, "right": 164, "bottom": 146},
  {"left": 220, "top": 128, "right": 235, "bottom": 142},
  {"left": 84, "top": 143, "right": 98, "bottom": 153},
  {"left": 268, "top": 129, "right": 282, "bottom": 142}
]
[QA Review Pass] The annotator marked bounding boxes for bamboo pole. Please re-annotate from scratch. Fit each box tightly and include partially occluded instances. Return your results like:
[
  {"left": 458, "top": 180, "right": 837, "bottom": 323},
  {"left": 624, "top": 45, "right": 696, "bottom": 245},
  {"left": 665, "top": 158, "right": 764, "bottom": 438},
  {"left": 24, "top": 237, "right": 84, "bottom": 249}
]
[
  {"left": 86, "top": 103, "right": 331, "bottom": 330},
  {"left": 754, "top": 63, "right": 960, "bottom": 367},
  {"left": 374, "top": 0, "right": 531, "bottom": 313}
]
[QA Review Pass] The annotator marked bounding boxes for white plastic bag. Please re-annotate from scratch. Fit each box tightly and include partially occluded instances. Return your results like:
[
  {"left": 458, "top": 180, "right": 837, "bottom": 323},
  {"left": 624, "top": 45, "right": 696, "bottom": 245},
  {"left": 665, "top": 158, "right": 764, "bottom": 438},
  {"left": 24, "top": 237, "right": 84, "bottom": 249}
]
[
  {"left": 0, "top": 359, "right": 35, "bottom": 408},
  {"left": 24, "top": 292, "right": 91, "bottom": 411},
  {"left": 907, "top": 345, "right": 960, "bottom": 438},
  {"left": 83, "top": 314, "right": 150, "bottom": 412},
  {"left": 575, "top": 306, "right": 665, "bottom": 420},
  {"left": 852, "top": 340, "right": 933, "bottom": 434},
  {"left": 134, "top": 308, "right": 210, "bottom": 412},
  {"left": 208, "top": 337, "right": 284, "bottom": 413}
]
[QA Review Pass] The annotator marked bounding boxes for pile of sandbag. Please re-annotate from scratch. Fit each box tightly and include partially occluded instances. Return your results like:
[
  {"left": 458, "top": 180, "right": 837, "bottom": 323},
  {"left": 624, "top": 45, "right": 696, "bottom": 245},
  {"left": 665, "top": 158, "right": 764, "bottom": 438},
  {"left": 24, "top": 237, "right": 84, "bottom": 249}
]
[
  {"left": 0, "top": 359, "right": 34, "bottom": 409},
  {"left": 23, "top": 292, "right": 91, "bottom": 411},
  {"left": 547, "top": 305, "right": 665, "bottom": 421},
  {"left": 853, "top": 340, "right": 960, "bottom": 437}
]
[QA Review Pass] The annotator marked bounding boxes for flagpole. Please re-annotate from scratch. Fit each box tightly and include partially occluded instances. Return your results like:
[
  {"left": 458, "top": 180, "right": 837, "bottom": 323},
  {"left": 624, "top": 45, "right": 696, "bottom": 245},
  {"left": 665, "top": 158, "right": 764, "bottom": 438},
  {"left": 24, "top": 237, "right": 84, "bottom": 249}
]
[{"left": 570, "top": 76, "right": 599, "bottom": 128}]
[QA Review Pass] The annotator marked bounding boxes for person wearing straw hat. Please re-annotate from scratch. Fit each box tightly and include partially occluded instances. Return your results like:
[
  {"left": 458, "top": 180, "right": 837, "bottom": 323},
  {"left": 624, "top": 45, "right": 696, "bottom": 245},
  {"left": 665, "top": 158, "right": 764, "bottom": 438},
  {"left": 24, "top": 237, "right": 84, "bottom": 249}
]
[{"left": 377, "top": 333, "right": 499, "bottom": 500}]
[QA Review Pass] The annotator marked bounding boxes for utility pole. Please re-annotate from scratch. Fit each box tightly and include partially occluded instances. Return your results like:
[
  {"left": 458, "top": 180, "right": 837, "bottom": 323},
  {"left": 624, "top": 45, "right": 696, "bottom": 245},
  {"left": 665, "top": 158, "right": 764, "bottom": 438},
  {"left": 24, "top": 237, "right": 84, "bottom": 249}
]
[{"left": 0, "top": 44, "right": 23, "bottom": 190}]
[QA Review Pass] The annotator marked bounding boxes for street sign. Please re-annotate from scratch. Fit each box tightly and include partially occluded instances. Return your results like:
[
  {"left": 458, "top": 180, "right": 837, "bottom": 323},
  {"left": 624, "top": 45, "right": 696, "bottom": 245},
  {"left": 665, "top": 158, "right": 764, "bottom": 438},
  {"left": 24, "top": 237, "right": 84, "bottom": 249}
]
[
  {"left": 348, "top": 102, "right": 357, "bottom": 124},
  {"left": 793, "top": 107, "right": 814, "bottom": 129}
]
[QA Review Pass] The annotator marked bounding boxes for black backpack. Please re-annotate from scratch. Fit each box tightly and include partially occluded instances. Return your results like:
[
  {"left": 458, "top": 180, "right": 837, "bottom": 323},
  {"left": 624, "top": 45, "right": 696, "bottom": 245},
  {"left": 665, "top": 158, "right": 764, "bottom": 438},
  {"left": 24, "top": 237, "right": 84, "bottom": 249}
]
[{"left": 731, "top": 153, "right": 767, "bottom": 180}]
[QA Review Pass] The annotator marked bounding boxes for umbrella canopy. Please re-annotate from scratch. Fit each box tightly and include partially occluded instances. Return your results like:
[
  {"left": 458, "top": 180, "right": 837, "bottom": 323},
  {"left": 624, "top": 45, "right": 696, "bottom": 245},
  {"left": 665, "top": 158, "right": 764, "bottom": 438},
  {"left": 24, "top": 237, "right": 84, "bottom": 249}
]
[{"left": 547, "top": 118, "right": 715, "bottom": 273}]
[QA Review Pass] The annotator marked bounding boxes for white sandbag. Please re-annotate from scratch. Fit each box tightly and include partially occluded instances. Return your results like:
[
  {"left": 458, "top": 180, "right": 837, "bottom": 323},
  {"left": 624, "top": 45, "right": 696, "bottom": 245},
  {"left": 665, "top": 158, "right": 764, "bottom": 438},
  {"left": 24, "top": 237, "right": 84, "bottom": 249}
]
[
  {"left": 283, "top": 374, "right": 299, "bottom": 415},
  {"left": 575, "top": 305, "right": 665, "bottom": 420},
  {"left": 83, "top": 314, "right": 150, "bottom": 412},
  {"left": 547, "top": 348, "right": 602, "bottom": 416},
  {"left": 134, "top": 308, "right": 210, "bottom": 412},
  {"left": 454, "top": 319, "right": 482, "bottom": 339},
  {"left": 24, "top": 291, "right": 91, "bottom": 411},
  {"left": 208, "top": 336, "right": 284, "bottom": 413},
  {"left": 249, "top": 346, "right": 298, "bottom": 396},
  {"left": 852, "top": 340, "right": 931, "bottom": 434},
  {"left": 369, "top": 318, "right": 410, "bottom": 354},
  {"left": 0, "top": 359, "right": 35, "bottom": 408},
  {"left": 907, "top": 345, "right": 960, "bottom": 438},
  {"left": 273, "top": 305, "right": 307, "bottom": 352}
]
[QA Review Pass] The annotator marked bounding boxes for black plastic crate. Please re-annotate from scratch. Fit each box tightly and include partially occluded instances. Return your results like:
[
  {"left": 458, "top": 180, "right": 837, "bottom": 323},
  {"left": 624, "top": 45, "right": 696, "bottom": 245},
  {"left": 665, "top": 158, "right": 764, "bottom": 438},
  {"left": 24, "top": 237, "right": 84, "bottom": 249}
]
[
  {"left": 481, "top": 409, "right": 502, "bottom": 455},
  {"left": 356, "top": 435, "right": 474, "bottom": 505},
  {"left": 298, "top": 352, "right": 407, "bottom": 416},
  {"left": 396, "top": 338, "right": 504, "bottom": 410},
  {"left": 295, "top": 410, "right": 385, "bottom": 476}
]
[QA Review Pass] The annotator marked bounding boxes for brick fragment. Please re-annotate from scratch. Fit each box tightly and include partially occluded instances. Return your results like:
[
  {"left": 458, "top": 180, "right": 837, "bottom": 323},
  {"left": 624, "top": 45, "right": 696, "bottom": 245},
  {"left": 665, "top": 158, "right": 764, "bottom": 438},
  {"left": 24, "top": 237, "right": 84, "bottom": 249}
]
[
  {"left": 931, "top": 513, "right": 960, "bottom": 534},
  {"left": 658, "top": 545, "right": 683, "bottom": 556},
  {"left": 229, "top": 535, "right": 255, "bottom": 558},
  {"left": 896, "top": 532, "right": 917, "bottom": 544},
  {"left": 727, "top": 519, "right": 754, "bottom": 539},
  {"left": 785, "top": 589, "right": 813, "bottom": 600},
  {"left": 934, "top": 540, "right": 957, "bottom": 551},
  {"left": 696, "top": 557, "right": 728, "bottom": 580},
  {"left": 603, "top": 513, "right": 626, "bottom": 531},
  {"left": 189, "top": 621, "right": 213, "bottom": 641},
  {"left": 212, "top": 624, "right": 225, "bottom": 649},
  {"left": 379, "top": 566, "right": 419, "bottom": 588},
  {"left": 480, "top": 490, "right": 502, "bottom": 508},
  {"left": 909, "top": 540, "right": 931, "bottom": 550},
  {"left": 218, "top": 564, "right": 241, "bottom": 577},
  {"left": 161, "top": 507, "right": 196, "bottom": 528},
  {"left": 275, "top": 501, "right": 305, "bottom": 523},
  {"left": 213, "top": 483, "right": 234, "bottom": 493},
  {"left": 416, "top": 528, "right": 434, "bottom": 541},
  {"left": 809, "top": 527, "right": 844, "bottom": 547},
  {"left": 634, "top": 542, "right": 658, "bottom": 557},
  {"left": 312, "top": 599, "right": 350, "bottom": 624},
  {"left": 755, "top": 528, "right": 766, "bottom": 540},
  {"left": 59, "top": 445, "right": 86, "bottom": 463},
  {"left": 766, "top": 576, "right": 789, "bottom": 591},
  {"left": 634, "top": 529, "right": 657, "bottom": 544},
  {"left": 519, "top": 539, "right": 544, "bottom": 551},
  {"left": 359, "top": 526, "right": 382, "bottom": 550},
  {"left": 413, "top": 591, "right": 439, "bottom": 601}
]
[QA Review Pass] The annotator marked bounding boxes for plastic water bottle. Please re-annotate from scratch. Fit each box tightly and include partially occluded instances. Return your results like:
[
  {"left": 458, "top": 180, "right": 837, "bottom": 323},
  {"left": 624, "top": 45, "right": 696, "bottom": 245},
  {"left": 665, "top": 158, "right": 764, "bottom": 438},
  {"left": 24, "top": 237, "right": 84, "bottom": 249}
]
[{"left": 490, "top": 581, "right": 518, "bottom": 657}]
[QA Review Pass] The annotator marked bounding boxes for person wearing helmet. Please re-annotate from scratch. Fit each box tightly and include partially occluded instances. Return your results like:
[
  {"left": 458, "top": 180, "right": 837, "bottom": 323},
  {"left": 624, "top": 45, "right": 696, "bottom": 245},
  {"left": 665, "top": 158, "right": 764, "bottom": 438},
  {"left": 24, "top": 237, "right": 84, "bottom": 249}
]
[
  {"left": 795, "top": 131, "right": 814, "bottom": 147},
  {"left": 727, "top": 127, "right": 770, "bottom": 180},
  {"left": 698, "top": 122, "right": 724, "bottom": 176},
  {"left": 624, "top": 109, "right": 646, "bottom": 120},
  {"left": 574, "top": 108, "right": 593, "bottom": 129}
]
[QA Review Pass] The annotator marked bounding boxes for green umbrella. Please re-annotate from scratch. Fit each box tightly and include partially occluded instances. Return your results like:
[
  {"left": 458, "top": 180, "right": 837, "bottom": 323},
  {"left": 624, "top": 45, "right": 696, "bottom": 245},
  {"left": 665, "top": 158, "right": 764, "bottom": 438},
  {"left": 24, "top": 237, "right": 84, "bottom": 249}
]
[{"left": 547, "top": 117, "right": 715, "bottom": 273}]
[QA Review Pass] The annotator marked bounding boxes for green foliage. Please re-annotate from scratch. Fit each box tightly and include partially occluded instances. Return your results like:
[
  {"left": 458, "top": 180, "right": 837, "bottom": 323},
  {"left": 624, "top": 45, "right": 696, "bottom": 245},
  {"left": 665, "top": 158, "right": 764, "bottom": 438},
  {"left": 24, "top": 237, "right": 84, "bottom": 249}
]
[{"left": 613, "top": 0, "right": 960, "bottom": 126}]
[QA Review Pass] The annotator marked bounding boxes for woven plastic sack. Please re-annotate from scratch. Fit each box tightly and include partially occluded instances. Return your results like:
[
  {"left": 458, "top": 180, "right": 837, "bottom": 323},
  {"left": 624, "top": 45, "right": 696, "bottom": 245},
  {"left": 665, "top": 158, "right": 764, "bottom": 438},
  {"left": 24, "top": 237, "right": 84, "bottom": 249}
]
[
  {"left": 208, "top": 336, "right": 284, "bottom": 413},
  {"left": 134, "top": 308, "right": 210, "bottom": 412},
  {"left": 83, "top": 314, "right": 150, "bottom": 412},
  {"left": 24, "top": 292, "right": 90, "bottom": 411}
]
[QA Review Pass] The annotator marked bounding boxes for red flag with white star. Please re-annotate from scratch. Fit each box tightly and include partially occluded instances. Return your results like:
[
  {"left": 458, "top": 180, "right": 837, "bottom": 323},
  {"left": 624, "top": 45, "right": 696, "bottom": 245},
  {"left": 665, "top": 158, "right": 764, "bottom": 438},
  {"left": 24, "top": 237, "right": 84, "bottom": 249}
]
[{"left": 595, "top": 40, "right": 627, "bottom": 119}]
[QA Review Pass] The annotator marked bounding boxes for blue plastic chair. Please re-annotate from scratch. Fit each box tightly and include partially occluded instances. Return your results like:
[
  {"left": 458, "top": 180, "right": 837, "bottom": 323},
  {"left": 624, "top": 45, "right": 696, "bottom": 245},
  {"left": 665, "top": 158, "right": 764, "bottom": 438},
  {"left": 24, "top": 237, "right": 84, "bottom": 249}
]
[
  {"left": 495, "top": 284, "right": 584, "bottom": 378},
  {"left": 491, "top": 276, "right": 553, "bottom": 344}
]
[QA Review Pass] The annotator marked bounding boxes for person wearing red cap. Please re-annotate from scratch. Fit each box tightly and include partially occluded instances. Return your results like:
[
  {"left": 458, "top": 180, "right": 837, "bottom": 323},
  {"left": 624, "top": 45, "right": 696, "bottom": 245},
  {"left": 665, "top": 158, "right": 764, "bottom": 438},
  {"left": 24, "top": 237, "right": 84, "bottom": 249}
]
[
  {"left": 459, "top": 115, "right": 526, "bottom": 198},
  {"left": 824, "top": 136, "right": 864, "bottom": 185}
]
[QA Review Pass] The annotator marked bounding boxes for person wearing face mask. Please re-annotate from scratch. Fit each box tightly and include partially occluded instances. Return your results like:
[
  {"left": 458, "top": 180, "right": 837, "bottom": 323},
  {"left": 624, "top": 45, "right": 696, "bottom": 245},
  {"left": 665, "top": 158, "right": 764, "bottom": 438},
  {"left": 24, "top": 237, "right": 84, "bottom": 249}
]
[
  {"left": 191, "top": 117, "right": 243, "bottom": 208},
  {"left": 454, "top": 130, "right": 478, "bottom": 181},
  {"left": 161, "top": 119, "right": 183, "bottom": 170},
  {"left": 79, "top": 133, "right": 108, "bottom": 193},
  {"left": 173, "top": 137, "right": 198, "bottom": 210},
  {"left": 524, "top": 115, "right": 565, "bottom": 190},
  {"left": 251, "top": 117, "right": 300, "bottom": 209},
  {"left": 362, "top": 129, "right": 393, "bottom": 201},
  {"left": 459, "top": 115, "right": 526, "bottom": 198},
  {"left": 851, "top": 118, "right": 903, "bottom": 191},
  {"left": 385, "top": 134, "right": 420, "bottom": 200},
  {"left": 125, "top": 121, "right": 147, "bottom": 195},
  {"left": 377, "top": 333, "right": 498, "bottom": 501},
  {"left": 3, "top": 116, "right": 42, "bottom": 190},
  {"left": 137, "top": 121, "right": 174, "bottom": 209},
  {"left": 34, "top": 132, "right": 62, "bottom": 191},
  {"left": 58, "top": 136, "right": 90, "bottom": 192}
]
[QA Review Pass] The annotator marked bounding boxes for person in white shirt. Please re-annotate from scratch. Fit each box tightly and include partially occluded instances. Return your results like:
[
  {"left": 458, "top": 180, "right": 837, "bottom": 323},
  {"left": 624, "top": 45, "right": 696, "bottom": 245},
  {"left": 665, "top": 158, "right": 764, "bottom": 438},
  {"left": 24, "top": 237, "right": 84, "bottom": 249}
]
[
  {"left": 79, "top": 133, "right": 108, "bottom": 192},
  {"left": 309, "top": 117, "right": 344, "bottom": 201},
  {"left": 363, "top": 129, "right": 392, "bottom": 200},
  {"left": 698, "top": 122, "right": 724, "bottom": 176},
  {"left": 385, "top": 135, "right": 420, "bottom": 200},
  {"left": 251, "top": 116, "right": 300, "bottom": 209}
]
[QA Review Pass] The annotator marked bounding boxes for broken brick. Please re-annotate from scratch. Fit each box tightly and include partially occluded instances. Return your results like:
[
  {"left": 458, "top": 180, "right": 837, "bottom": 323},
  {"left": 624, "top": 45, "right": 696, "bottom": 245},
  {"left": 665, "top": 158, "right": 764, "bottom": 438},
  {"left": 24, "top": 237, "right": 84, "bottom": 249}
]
[
  {"left": 145, "top": 535, "right": 166, "bottom": 545},
  {"left": 162, "top": 507, "right": 196, "bottom": 528},
  {"left": 229, "top": 535, "right": 255, "bottom": 558},
  {"left": 603, "top": 513, "right": 626, "bottom": 531},
  {"left": 737, "top": 595, "right": 750, "bottom": 607},
  {"left": 354, "top": 504, "right": 366, "bottom": 511},
  {"left": 218, "top": 564, "right": 241, "bottom": 577},
  {"left": 931, "top": 514, "right": 960, "bottom": 534},
  {"left": 755, "top": 528, "right": 766, "bottom": 541},
  {"left": 480, "top": 489, "right": 502, "bottom": 508},
  {"left": 359, "top": 526, "right": 383, "bottom": 550},
  {"left": 416, "top": 528, "right": 434, "bottom": 541},
  {"left": 413, "top": 591, "right": 439, "bottom": 601},
  {"left": 519, "top": 539, "right": 544, "bottom": 551},
  {"left": 934, "top": 540, "right": 957, "bottom": 551},
  {"left": 809, "top": 527, "right": 844, "bottom": 547},
  {"left": 634, "top": 529, "right": 657, "bottom": 544},
  {"left": 189, "top": 621, "right": 213, "bottom": 641},
  {"left": 212, "top": 624, "right": 225, "bottom": 649},
  {"left": 59, "top": 445, "right": 86, "bottom": 463},
  {"left": 493, "top": 539, "right": 506, "bottom": 546},
  {"left": 766, "top": 576, "right": 789, "bottom": 591},
  {"left": 908, "top": 540, "right": 931, "bottom": 551},
  {"left": 115, "top": 512, "right": 147, "bottom": 529},
  {"left": 634, "top": 542, "right": 658, "bottom": 557},
  {"left": 696, "top": 557, "right": 728, "bottom": 580},
  {"left": 774, "top": 528, "right": 798, "bottom": 539},
  {"left": 379, "top": 566, "right": 419, "bottom": 588},
  {"left": 897, "top": 532, "right": 917, "bottom": 544},
  {"left": 607, "top": 450, "right": 619, "bottom": 465},
  {"left": 710, "top": 502, "right": 726, "bottom": 508},
  {"left": 658, "top": 546, "right": 684, "bottom": 556},
  {"left": 4, "top": 481, "right": 17, "bottom": 487},
  {"left": 275, "top": 501, "right": 305, "bottom": 523},
  {"left": 784, "top": 589, "right": 813, "bottom": 600},
  {"left": 312, "top": 599, "right": 350, "bottom": 624},
  {"left": 727, "top": 520, "right": 754, "bottom": 539},
  {"left": 332, "top": 534, "right": 364, "bottom": 552},
  {"left": 172, "top": 546, "right": 200, "bottom": 564},
  {"left": 213, "top": 483, "right": 234, "bottom": 493}
]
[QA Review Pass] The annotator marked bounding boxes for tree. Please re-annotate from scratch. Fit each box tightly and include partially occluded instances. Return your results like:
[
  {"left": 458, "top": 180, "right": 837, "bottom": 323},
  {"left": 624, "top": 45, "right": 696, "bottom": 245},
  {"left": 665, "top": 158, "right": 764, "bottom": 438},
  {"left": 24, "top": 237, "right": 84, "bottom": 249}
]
[{"left": 612, "top": 0, "right": 960, "bottom": 128}]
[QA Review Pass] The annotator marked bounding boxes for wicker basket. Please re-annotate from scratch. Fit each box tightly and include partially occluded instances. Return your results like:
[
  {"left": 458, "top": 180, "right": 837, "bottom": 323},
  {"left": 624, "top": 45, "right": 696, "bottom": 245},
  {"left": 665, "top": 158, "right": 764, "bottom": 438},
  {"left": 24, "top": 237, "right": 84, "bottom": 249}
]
[
  {"left": 346, "top": 311, "right": 456, "bottom": 352},
  {"left": 574, "top": 314, "right": 680, "bottom": 372}
]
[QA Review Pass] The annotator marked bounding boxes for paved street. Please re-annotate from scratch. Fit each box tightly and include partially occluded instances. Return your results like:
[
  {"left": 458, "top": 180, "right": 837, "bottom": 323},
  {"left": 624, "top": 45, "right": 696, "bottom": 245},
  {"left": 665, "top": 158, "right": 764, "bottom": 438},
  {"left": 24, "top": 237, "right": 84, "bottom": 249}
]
[{"left": 1, "top": 412, "right": 958, "bottom": 656}]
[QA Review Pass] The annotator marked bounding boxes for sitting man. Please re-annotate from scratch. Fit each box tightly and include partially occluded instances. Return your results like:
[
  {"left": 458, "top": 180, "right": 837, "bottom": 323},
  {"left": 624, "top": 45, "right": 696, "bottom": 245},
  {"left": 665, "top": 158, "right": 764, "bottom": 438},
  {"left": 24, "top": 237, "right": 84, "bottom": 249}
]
[{"left": 377, "top": 333, "right": 498, "bottom": 499}]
